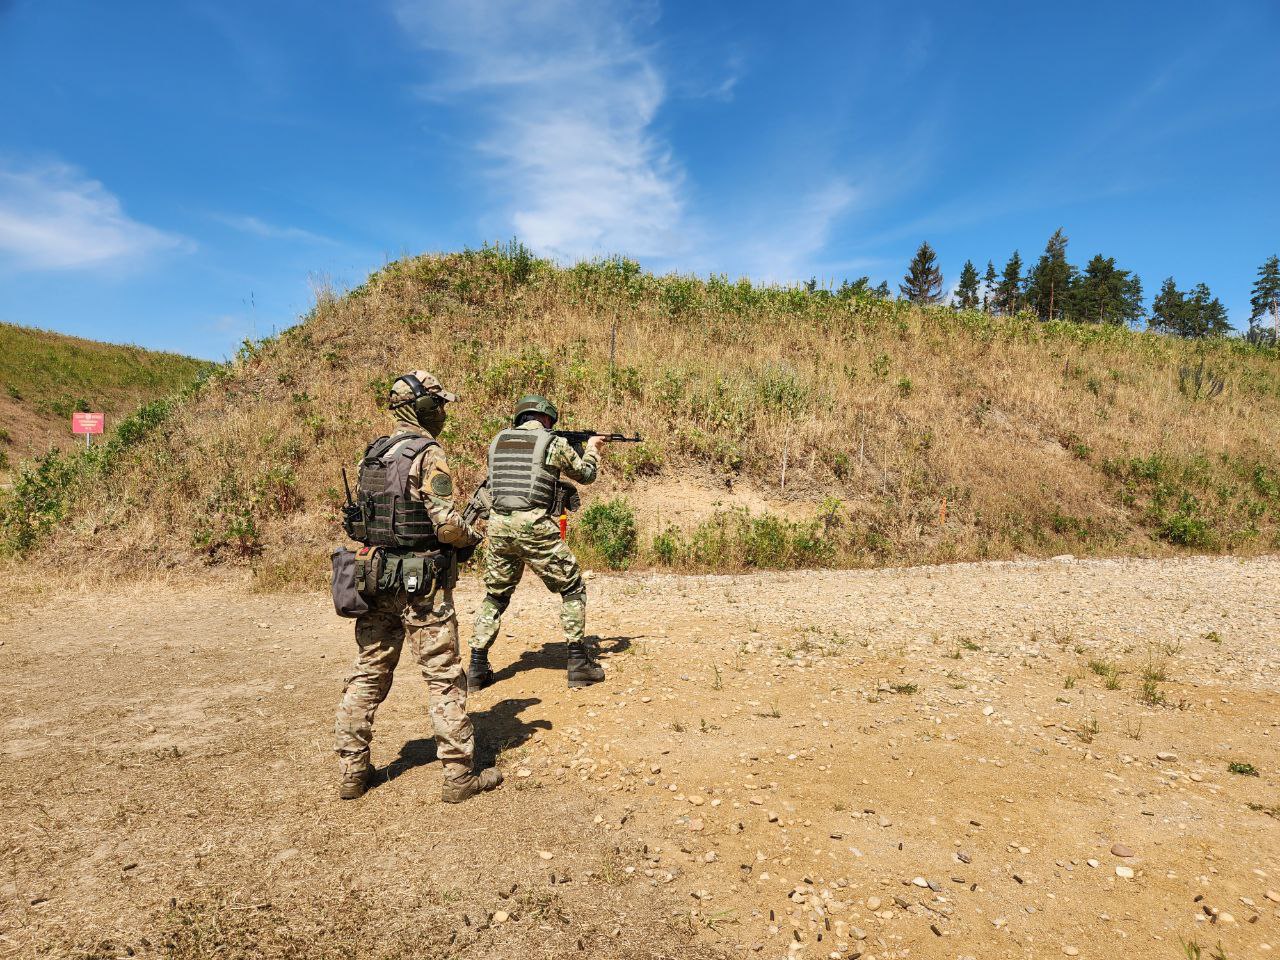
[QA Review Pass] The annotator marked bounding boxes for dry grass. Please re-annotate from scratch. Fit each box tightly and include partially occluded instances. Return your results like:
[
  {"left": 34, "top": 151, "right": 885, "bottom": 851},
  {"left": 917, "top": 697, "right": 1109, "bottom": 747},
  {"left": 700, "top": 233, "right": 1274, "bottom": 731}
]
[{"left": 7, "top": 246, "right": 1280, "bottom": 583}]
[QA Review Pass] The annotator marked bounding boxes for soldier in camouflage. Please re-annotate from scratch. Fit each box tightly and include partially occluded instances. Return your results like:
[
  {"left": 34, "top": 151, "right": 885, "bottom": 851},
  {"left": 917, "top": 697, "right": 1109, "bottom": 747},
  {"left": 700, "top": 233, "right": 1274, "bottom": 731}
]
[
  {"left": 334, "top": 371, "right": 502, "bottom": 803},
  {"left": 468, "top": 395, "right": 608, "bottom": 690}
]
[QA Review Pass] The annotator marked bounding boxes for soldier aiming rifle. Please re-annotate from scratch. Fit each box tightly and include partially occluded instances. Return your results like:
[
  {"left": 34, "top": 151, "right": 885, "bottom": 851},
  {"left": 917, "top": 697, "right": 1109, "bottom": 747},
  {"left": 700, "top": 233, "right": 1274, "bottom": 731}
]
[{"left": 466, "top": 395, "right": 639, "bottom": 690}]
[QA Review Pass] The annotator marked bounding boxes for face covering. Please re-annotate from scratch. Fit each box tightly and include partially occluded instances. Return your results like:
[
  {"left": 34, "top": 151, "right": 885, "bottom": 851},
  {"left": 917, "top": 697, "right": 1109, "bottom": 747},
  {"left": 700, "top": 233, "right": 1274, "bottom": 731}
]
[{"left": 419, "top": 408, "right": 447, "bottom": 437}]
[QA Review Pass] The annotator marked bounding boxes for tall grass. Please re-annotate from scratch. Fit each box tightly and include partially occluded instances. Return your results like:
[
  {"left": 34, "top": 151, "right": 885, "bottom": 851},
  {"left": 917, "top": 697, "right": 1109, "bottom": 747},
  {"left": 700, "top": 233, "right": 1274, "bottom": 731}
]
[{"left": 4, "top": 244, "right": 1279, "bottom": 582}]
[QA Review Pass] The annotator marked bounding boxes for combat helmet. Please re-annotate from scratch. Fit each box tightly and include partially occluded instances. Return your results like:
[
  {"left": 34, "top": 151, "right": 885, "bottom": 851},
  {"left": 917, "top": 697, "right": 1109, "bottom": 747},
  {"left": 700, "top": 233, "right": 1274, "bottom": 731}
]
[
  {"left": 513, "top": 394, "right": 559, "bottom": 427},
  {"left": 389, "top": 371, "right": 457, "bottom": 423}
]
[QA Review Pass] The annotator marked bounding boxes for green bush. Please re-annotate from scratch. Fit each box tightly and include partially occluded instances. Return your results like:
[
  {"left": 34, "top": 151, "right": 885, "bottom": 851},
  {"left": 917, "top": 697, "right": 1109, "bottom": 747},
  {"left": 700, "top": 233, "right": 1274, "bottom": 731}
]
[
  {"left": 650, "top": 508, "right": 835, "bottom": 570},
  {"left": 578, "top": 497, "right": 638, "bottom": 569}
]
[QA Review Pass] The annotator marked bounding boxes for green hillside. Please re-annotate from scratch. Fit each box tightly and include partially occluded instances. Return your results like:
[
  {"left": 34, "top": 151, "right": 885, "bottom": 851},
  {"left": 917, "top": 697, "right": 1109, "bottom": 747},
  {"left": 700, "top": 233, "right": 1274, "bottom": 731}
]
[{"left": 0, "top": 322, "right": 214, "bottom": 474}]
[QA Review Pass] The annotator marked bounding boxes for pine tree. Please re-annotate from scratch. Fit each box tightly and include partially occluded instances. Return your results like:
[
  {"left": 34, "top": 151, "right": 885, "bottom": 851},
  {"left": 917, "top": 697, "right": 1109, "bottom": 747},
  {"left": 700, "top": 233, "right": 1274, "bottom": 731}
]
[
  {"left": 900, "top": 242, "right": 945, "bottom": 304},
  {"left": 994, "top": 251, "right": 1023, "bottom": 315},
  {"left": 1249, "top": 255, "right": 1280, "bottom": 346},
  {"left": 956, "top": 260, "right": 980, "bottom": 310},
  {"left": 1069, "top": 255, "right": 1144, "bottom": 326},
  {"left": 1025, "top": 228, "right": 1076, "bottom": 321},
  {"left": 1151, "top": 278, "right": 1230, "bottom": 338},
  {"left": 1151, "top": 278, "right": 1186, "bottom": 334},
  {"left": 982, "top": 260, "right": 997, "bottom": 313},
  {"left": 873, "top": 280, "right": 891, "bottom": 299}
]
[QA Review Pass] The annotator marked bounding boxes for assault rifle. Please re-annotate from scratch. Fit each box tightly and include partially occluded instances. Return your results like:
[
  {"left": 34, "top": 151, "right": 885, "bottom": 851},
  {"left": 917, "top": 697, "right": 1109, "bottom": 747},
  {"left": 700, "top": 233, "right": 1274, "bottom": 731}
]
[
  {"left": 456, "top": 479, "right": 492, "bottom": 564},
  {"left": 553, "top": 430, "right": 643, "bottom": 453}
]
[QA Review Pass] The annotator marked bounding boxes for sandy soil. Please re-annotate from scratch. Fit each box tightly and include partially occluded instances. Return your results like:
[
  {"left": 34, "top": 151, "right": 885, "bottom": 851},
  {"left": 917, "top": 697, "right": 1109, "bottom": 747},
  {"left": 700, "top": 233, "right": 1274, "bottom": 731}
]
[{"left": 2, "top": 556, "right": 1279, "bottom": 959}]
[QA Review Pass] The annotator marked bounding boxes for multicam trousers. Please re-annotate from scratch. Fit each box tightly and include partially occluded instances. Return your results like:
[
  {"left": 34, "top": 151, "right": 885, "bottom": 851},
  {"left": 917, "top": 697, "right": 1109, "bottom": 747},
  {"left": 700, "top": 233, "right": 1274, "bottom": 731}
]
[
  {"left": 471, "top": 509, "right": 586, "bottom": 652},
  {"left": 334, "top": 587, "right": 473, "bottom": 778}
]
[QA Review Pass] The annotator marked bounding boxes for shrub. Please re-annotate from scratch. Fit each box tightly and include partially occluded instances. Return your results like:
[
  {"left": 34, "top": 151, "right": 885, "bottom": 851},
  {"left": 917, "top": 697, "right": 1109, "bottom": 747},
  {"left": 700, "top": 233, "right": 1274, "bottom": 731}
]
[
  {"left": 577, "top": 497, "right": 638, "bottom": 569},
  {"left": 650, "top": 509, "right": 834, "bottom": 571}
]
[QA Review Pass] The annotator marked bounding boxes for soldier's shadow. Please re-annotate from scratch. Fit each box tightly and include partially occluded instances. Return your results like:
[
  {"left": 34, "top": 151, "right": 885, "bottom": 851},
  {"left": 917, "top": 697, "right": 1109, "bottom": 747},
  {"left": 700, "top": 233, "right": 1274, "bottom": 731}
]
[
  {"left": 489, "top": 634, "right": 638, "bottom": 685},
  {"left": 379, "top": 696, "right": 551, "bottom": 787}
]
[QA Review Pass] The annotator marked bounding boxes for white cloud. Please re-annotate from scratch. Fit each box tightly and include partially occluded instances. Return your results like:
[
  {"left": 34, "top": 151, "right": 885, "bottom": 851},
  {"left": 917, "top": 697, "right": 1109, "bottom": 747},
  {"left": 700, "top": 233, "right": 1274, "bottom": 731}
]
[
  {"left": 703, "top": 178, "right": 863, "bottom": 284},
  {"left": 392, "top": 0, "right": 684, "bottom": 262},
  {"left": 214, "top": 213, "right": 335, "bottom": 245},
  {"left": 0, "top": 160, "right": 187, "bottom": 270}
]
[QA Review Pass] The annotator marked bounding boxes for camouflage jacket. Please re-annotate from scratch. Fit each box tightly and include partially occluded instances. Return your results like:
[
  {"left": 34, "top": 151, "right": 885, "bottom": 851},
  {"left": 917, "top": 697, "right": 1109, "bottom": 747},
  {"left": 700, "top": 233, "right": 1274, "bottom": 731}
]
[
  {"left": 513, "top": 420, "right": 600, "bottom": 484},
  {"left": 383, "top": 427, "right": 482, "bottom": 548}
]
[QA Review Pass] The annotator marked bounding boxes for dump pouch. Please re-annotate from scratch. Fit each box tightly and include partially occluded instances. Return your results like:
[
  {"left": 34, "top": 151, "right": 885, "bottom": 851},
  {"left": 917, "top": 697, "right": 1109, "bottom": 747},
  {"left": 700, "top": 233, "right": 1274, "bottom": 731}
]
[{"left": 330, "top": 548, "right": 370, "bottom": 618}]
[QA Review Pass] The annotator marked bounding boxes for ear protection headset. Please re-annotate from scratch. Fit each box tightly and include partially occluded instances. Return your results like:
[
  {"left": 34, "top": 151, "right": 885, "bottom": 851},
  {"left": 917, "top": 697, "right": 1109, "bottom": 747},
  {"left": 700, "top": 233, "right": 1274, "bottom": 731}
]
[{"left": 390, "top": 373, "right": 445, "bottom": 422}]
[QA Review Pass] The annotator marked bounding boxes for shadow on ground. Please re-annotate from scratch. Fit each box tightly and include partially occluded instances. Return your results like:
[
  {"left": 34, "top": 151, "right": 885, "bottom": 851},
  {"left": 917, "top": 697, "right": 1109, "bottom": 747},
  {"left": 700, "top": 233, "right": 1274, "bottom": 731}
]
[{"left": 489, "top": 634, "right": 639, "bottom": 685}]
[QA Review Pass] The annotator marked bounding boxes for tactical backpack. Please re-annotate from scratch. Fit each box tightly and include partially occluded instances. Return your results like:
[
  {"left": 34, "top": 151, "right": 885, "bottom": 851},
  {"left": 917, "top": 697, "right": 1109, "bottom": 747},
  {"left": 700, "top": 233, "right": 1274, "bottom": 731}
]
[{"left": 343, "top": 433, "right": 442, "bottom": 550}]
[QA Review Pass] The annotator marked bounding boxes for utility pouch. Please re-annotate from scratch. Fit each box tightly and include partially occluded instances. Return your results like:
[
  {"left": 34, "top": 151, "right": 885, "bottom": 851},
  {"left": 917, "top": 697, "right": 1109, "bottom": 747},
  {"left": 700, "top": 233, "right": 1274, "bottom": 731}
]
[
  {"left": 399, "top": 555, "right": 429, "bottom": 594},
  {"left": 353, "top": 546, "right": 383, "bottom": 596},
  {"left": 330, "top": 547, "right": 370, "bottom": 619}
]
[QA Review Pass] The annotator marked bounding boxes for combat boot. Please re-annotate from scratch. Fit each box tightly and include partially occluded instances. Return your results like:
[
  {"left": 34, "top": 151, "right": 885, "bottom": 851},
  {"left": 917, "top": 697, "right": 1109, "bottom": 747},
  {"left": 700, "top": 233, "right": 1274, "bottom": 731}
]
[
  {"left": 441, "top": 766, "right": 503, "bottom": 804},
  {"left": 338, "top": 760, "right": 373, "bottom": 800},
  {"left": 567, "top": 641, "right": 605, "bottom": 688},
  {"left": 467, "top": 647, "right": 494, "bottom": 690}
]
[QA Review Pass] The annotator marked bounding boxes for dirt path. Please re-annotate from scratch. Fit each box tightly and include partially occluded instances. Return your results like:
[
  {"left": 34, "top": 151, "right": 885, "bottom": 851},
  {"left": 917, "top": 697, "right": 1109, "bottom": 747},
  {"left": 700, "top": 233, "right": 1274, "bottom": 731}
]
[{"left": 2, "top": 556, "right": 1279, "bottom": 959}]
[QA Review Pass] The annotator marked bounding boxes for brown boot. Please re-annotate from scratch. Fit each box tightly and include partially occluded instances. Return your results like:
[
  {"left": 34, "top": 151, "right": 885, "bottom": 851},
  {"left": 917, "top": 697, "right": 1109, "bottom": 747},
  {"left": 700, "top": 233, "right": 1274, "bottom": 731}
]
[
  {"left": 441, "top": 767, "right": 503, "bottom": 804},
  {"left": 338, "top": 756, "right": 373, "bottom": 800}
]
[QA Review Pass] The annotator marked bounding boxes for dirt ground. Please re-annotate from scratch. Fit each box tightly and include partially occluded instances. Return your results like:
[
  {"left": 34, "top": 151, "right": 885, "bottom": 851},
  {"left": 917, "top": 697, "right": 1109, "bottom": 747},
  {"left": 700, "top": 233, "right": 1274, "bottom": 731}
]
[{"left": 2, "top": 555, "right": 1279, "bottom": 960}]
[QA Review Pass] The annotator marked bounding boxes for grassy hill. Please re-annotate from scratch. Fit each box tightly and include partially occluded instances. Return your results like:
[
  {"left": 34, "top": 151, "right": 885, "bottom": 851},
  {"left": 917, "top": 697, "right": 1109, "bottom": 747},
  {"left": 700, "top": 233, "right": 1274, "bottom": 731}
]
[
  {"left": 0, "top": 322, "right": 214, "bottom": 475},
  {"left": 3, "top": 246, "right": 1279, "bottom": 584}
]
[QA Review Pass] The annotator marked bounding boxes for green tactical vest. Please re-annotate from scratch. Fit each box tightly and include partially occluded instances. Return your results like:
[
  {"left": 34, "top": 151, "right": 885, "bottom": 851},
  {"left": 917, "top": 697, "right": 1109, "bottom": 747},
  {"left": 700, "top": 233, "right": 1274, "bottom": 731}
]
[{"left": 488, "top": 427, "right": 558, "bottom": 513}]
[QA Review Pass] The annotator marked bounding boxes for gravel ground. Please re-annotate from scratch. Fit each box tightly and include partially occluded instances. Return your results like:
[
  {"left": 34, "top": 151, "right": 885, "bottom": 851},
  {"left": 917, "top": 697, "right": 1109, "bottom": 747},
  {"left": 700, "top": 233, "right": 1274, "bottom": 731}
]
[{"left": 1, "top": 555, "right": 1278, "bottom": 959}]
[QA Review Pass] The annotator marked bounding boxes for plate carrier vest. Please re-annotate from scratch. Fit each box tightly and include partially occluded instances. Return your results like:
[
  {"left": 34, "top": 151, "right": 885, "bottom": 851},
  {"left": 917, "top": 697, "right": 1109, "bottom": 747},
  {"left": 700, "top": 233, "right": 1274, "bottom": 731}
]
[
  {"left": 488, "top": 427, "right": 559, "bottom": 513},
  {"left": 351, "top": 432, "right": 441, "bottom": 550}
]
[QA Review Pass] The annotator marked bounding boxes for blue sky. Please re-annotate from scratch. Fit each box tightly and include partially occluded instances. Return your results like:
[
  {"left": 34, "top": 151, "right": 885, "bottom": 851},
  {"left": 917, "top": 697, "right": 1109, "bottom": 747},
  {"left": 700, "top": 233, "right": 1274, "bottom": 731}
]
[{"left": 0, "top": 0, "right": 1276, "bottom": 360}]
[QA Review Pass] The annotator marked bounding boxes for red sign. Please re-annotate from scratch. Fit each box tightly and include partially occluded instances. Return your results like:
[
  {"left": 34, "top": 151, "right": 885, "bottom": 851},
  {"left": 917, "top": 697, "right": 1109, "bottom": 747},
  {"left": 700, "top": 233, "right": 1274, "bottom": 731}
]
[{"left": 71, "top": 412, "right": 105, "bottom": 435}]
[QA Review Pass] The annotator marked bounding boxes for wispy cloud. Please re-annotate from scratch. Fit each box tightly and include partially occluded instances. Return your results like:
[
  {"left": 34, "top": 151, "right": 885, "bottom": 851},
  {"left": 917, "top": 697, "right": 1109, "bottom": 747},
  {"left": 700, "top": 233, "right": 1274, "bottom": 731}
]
[
  {"left": 728, "top": 179, "right": 862, "bottom": 281},
  {"left": 213, "top": 213, "right": 335, "bottom": 245},
  {"left": 0, "top": 160, "right": 187, "bottom": 271},
  {"left": 392, "top": 0, "right": 684, "bottom": 263}
]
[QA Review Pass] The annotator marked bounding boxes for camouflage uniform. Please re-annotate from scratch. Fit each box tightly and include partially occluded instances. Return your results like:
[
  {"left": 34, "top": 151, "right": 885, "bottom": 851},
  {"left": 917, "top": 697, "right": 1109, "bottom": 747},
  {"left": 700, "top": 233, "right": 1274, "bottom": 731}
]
[
  {"left": 472, "top": 422, "right": 599, "bottom": 653},
  {"left": 334, "top": 373, "right": 492, "bottom": 799}
]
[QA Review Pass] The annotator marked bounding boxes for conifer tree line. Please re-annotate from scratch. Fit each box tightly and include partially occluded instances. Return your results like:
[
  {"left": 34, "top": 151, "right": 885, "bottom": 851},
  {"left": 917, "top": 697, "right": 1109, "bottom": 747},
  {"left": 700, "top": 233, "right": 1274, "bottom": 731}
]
[{"left": 884, "top": 230, "right": 1280, "bottom": 343}]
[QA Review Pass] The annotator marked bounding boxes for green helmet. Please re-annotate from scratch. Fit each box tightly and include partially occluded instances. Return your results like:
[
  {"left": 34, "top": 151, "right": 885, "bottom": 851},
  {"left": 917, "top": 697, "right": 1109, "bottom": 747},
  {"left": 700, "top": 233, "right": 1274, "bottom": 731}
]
[{"left": 513, "top": 394, "right": 559, "bottom": 426}]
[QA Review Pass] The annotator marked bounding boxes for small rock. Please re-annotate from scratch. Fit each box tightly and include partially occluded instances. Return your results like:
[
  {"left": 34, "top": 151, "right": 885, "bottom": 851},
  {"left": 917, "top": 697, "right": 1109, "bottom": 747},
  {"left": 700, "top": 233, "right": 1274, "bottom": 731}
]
[
  {"left": 982, "top": 706, "right": 995, "bottom": 717},
  {"left": 912, "top": 877, "right": 929, "bottom": 888},
  {"left": 865, "top": 896, "right": 881, "bottom": 910},
  {"left": 1266, "top": 890, "right": 1280, "bottom": 904},
  {"left": 689, "top": 796, "right": 705, "bottom": 806},
  {"left": 492, "top": 910, "right": 509, "bottom": 924},
  {"left": 538, "top": 851, "right": 554, "bottom": 860},
  {"left": 1156, "top": 751, "right": 1178, "bottom": 762},
  {"left": 1063, "top": 948, "right": 1079, "bottom": 957},
  {"left": 1115, "top": 865, "right": 1135, "bottom": 879},
  {"left": 1086, "top": 858, "right": 1100, "bottom": 868},
  {"left": 516, "top": 768, "right": 532, "bottom": 778},
  {"left": 1110, "top": 844, "right": 1135, "bottom": 858}
]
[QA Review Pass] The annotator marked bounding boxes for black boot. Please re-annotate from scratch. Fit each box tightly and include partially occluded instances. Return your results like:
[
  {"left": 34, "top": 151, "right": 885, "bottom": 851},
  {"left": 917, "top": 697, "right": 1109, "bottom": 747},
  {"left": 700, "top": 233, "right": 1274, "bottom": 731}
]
[
  {"left": 567, "top": 641, "right": 605, "bottom": 688},
  {"left": 467, "top": 647, "right": 494, "bottom": 690}
]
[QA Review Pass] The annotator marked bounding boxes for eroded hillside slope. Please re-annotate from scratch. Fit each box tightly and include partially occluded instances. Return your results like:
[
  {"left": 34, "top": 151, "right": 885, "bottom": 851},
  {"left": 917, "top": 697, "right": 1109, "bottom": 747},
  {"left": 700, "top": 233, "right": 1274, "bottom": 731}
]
[{"left": 4, "top": 248, "right": 1279, "bottom": 581}]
